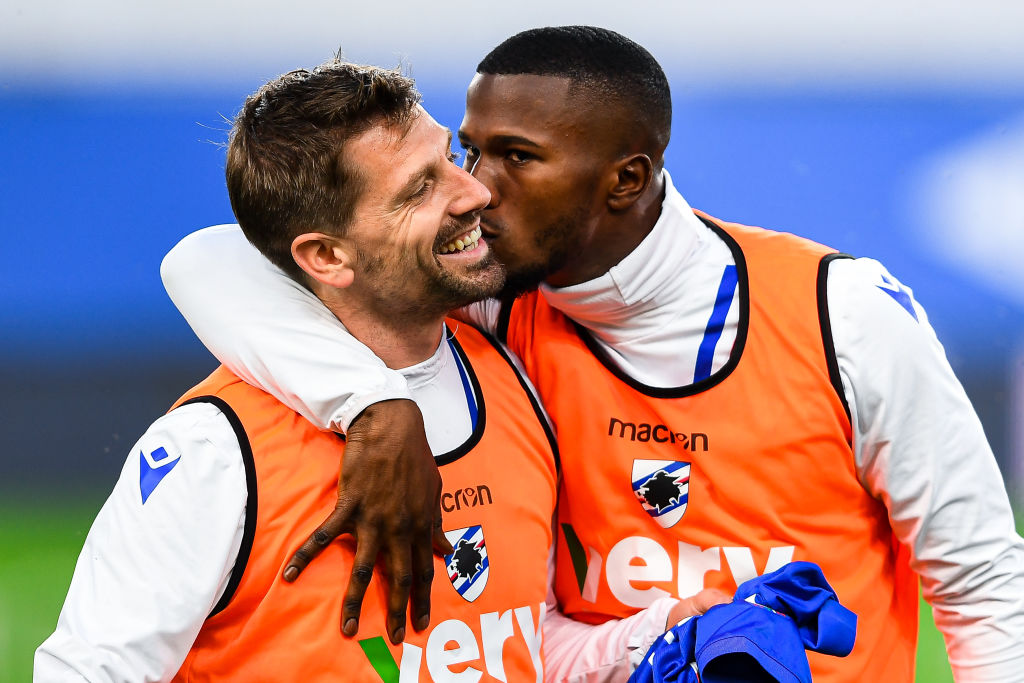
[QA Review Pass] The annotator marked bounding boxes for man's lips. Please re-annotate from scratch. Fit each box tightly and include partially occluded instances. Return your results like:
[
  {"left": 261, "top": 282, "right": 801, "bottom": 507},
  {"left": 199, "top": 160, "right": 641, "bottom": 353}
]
[
  {"left": 437, "top": 225, "right": 483, "bottom": 254},
  {"left": 435, "top": 219, "right": 480, "bottom": 250}
]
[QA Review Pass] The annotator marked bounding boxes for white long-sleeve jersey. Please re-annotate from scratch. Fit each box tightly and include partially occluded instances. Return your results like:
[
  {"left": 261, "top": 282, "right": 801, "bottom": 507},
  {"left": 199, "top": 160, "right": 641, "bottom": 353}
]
[
  {"left": 35, "top": 328, "right": 676, "bottom": 683},
  {"left": 153, "top": 172, "right": 1024, "bottom": 682}
]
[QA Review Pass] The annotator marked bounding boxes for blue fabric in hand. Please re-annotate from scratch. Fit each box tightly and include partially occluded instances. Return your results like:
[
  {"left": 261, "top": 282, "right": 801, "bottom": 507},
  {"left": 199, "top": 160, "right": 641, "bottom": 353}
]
[{"left": 629, "top": 561, "right": 857, "bottom": 683}]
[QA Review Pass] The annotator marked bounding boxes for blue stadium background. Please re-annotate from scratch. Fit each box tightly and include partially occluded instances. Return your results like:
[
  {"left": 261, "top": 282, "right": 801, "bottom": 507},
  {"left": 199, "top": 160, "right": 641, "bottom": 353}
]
[
  {"left": 4, "top": 83, "right": 1022, "bottom": 497},
  {"left": 1, "top": 2, "right": 1022, "bottom": 677}
]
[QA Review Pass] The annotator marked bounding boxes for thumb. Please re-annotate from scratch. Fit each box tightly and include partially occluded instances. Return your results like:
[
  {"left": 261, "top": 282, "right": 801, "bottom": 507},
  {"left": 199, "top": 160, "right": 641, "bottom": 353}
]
[
  {"left": 432, "top": 516, "right": 454, "bottom": 556},
  {"left": 666, "top": 588, "right": 732, "bottom": 628}
]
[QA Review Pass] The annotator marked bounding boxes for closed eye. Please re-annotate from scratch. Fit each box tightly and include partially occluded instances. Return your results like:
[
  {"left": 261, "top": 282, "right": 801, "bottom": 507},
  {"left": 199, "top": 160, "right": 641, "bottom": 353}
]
[{"left": 408, "top": 179, "right": 433, "bottom": 202}]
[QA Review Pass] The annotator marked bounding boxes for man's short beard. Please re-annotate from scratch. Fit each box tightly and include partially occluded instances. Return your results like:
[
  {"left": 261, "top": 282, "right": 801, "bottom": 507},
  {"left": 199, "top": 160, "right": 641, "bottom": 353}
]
[
  {"left": 499, "top": 262, "right": 552, "bottom": 300},
  {"left": 497, "top": 212, "right": 578, "bottom": 300},
  {"left": 352, "top": 245, "right": 504, "bottom": 324},
  {"left": 427, "top": 249, "right": 506, "bottom": 312}
]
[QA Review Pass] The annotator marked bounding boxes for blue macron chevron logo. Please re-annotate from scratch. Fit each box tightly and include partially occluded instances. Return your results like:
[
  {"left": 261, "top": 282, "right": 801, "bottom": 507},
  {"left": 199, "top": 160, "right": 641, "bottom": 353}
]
[
  {"left": 876, "top": 274, "right": 919, "bottom": 322},
  {"left": 139, "top": 446, "right": 181, "bottom": 504}
]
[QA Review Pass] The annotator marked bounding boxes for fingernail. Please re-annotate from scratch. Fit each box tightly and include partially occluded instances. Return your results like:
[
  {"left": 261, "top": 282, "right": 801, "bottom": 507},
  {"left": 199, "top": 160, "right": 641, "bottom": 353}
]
[
  {"left": 284, "top": 566, "right": 298, "bottom": 582},
  {"left": 343, "top": 618, "right": 358, "bottom": 636},
  {"left": 392, "top": 627, "right": 405, "bottom": 643},
  {"left": 415, "top": 614, "right": 430, "bottom": 631}
]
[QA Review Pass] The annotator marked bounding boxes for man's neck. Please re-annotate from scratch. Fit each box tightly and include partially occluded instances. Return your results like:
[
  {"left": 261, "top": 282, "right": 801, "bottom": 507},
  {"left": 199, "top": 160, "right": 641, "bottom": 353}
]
[
  {"left": 546, "top": 172, "right": 666, "bottom": 288},
  {"left": 317, "top": 293, "right": 447, "bottom": 370}
]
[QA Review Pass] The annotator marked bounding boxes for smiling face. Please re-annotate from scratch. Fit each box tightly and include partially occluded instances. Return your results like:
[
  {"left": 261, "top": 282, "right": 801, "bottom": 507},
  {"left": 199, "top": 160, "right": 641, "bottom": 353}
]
[
  {"left": 343, "top": 106, "right": 502, "bottom": 319},
  {"left": 459, "top": 73, "right": 619, "bottom": 295}
]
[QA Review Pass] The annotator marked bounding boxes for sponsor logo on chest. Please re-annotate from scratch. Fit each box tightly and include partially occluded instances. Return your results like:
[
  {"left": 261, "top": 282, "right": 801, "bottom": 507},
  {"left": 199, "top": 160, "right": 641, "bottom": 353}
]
[
  {"left": 608, "top": 417, "right": 709, "bottom": 450},
  {"left": 561, "top": 524, "right": 796, "bottom": 608},
  {"left": 358, "top": 602, "right": 544, "bottom": 683},
  {"left": 441, "top": 484, "right": 493, "bottom": 512}
]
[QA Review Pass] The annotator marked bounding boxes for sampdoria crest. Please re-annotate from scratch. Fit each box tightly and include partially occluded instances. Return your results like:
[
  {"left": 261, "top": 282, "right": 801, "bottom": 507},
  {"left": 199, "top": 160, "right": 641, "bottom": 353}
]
[
  {"left": 632, "top": 459, "right": 690, "bottom": 528},
  {"left": 443, "top": 525, "right": 489, "bottom": 601}
]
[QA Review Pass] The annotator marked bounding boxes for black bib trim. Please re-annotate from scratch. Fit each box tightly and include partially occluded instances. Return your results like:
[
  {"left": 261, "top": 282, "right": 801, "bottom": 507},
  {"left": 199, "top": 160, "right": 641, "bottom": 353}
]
[
  {"left": 479, "top": 329, "right": 561, "bottom": 474},
  {"left": 570, "top": 215, "right": 750, "bottom": 398},
  {"left": 179, "top": 395, "right": 258, "bottom": 618},
  {"left": 817, "top": 252, "right": 855, "bottom": 425},
  {"left": 433, "top": 335, "right": 488, "bottom": 467}
]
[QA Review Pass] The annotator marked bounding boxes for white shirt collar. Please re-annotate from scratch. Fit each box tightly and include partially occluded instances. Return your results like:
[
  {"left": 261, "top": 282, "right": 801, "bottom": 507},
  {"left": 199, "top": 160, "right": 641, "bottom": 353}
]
[
  {"left": 396, "top": 325, "right": 451, "bottom": 390},
  {"left": 539, "top": 171, "right": 710, "bottom": 333}
]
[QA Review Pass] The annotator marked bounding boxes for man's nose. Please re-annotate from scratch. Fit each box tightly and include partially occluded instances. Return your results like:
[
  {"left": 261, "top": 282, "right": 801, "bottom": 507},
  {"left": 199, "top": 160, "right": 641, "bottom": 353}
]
[
  {"left": 451, "top": 164, "right": 491, "bottom": 214},
  {"left": 464, "top": 157, "right": 498, "bottom": 210}
]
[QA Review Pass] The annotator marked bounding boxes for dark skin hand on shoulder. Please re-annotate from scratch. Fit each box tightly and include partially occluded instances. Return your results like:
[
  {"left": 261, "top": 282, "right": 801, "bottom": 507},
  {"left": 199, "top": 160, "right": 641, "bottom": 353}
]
[{"left": 280, "top": 398, "right": 451, "bottom": 644}]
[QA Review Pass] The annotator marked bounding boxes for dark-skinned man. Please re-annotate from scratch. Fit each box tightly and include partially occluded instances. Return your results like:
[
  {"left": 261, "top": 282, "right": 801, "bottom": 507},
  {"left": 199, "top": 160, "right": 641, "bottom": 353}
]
[
  {"left": 37, "top": 57, "right": 718, "bottom": 682},
  {"left": 161, "top": 27, "right": 1024, "bottom": 682}
]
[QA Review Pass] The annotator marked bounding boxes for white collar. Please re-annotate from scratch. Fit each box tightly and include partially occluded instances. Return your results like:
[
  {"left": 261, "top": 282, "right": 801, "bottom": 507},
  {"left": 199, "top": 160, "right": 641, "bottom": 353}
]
[
  {"left": 539, "top": 171, "right": 711, "bottom": 334},
  {"left": 396, "top": 325, "right": 451, "bottom": 390}
]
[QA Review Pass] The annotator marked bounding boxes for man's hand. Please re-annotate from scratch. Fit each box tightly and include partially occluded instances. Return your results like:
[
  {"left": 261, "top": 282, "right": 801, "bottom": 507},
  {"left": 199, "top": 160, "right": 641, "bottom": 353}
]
[
  {"left": 665, "top": 587, "right": 732, "bottom": 629},
  {"left": 281, "top": 399, "right": 453, "bottom": 644}
]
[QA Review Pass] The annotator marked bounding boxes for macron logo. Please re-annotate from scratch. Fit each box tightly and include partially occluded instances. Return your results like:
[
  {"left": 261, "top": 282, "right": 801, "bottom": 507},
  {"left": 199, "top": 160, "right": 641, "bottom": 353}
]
[
  {"left": 139, "top": 446, "right": 181, "bottom": 504},
  {"left": 876, "top": 274, "right": 919, "bottom": 322},
  {"left": 608, "top": 417, "right": 709, "bottom": 451}
]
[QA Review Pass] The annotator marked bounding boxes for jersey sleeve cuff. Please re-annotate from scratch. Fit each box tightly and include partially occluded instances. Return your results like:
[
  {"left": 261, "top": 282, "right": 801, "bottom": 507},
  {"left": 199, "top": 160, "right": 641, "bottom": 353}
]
[{"left": 333, "top": 382, "right": 416, "bottom": 433}]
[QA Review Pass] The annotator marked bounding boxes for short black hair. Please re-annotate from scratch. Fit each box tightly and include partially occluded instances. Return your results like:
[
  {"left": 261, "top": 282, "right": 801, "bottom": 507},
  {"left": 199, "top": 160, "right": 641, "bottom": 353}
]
[{"left": 477, "top": 26, "right": 671, "bottom": 154}]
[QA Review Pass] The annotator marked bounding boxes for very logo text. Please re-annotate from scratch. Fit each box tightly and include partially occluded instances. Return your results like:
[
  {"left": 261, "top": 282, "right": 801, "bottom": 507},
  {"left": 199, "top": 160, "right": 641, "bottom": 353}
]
[
  {"left": 570, "top": 533, "right": 794, "bottom": 607},
  {"left": 361, "top": 603, "right": 544, "bottom": 683}
]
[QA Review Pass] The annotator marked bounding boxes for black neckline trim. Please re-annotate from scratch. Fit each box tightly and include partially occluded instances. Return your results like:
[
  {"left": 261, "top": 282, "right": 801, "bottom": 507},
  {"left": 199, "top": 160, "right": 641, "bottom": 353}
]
[
  {"left": 179, "top": 395, "right": 258, "bottom": 618},
  {"left": 817, "top": 252, "right": 854, "bottom": 424},
  {"left": 569, "top": 215, "right": 750, "bottom": 398},
  {"left": 480, "top": 330, "right": 561, "bottom": 473},
  {"left": 433, "top": 334, "right": 488, "bottom": 466}
]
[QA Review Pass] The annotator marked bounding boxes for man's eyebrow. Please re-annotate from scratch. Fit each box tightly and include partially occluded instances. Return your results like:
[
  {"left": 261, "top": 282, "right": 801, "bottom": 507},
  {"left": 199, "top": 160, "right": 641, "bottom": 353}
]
[
  {"left": 457, "top": 132, "right": 542, "bottom": 149},
  {"left": 493, "top": 135, "right": 542, "bottom": 148}
]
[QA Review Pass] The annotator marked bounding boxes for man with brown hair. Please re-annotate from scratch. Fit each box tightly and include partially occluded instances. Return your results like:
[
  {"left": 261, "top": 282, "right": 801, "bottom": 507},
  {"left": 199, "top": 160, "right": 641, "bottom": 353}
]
[{"left": 37, "top": 57, "right": 703, "bottom": 682}]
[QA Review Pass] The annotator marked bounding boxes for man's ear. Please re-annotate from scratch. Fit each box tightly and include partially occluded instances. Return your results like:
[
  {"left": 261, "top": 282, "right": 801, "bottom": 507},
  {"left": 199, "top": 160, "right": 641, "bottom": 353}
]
[
  {"left": 607, "top": 154, "right": 654, "bottom": 212},
  {"left": 291, "top": 232, "right": 356, "bottom": 289}
]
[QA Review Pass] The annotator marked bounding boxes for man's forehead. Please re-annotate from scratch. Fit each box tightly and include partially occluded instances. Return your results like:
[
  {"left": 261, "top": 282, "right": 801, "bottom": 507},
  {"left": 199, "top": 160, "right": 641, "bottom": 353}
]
[
  {"left": 469, "top": 72, "right": 573, "bottom": 96},
  {"left": 466, "top": 74, "right": 574, "bottom": 112},
  {"left": 462, "top": 73, "right": 580, "bottom": 137},
  {"left": 352, "top": 106, "right": 447, "bottom": 156},
  {"left": 410, "top": 105, "right": 447, "bottom": 136}
]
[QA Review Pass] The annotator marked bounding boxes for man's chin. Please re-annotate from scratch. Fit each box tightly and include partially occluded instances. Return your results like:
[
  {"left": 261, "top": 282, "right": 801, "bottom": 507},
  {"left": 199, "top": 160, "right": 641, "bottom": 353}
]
[
  {"left": 498, "top": 266, "right": 547, "bottom": 300},
  {"left": 432, "top": 263, "right": 506, "bottom": 311}
]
